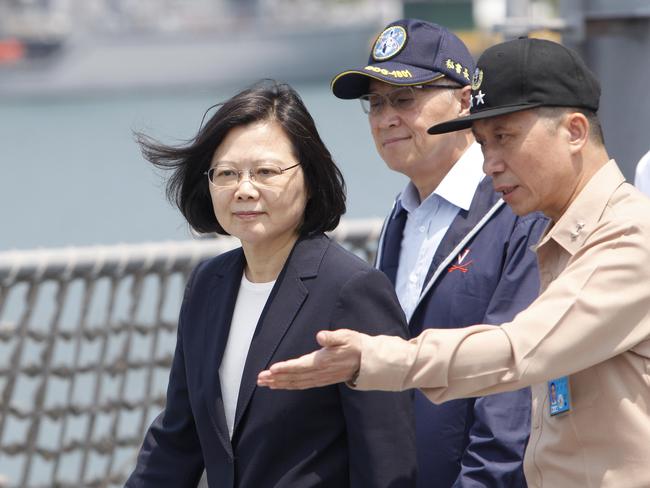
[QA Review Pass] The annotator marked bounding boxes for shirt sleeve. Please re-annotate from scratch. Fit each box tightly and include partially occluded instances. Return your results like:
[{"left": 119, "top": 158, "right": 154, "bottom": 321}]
[{"left": 354, "top": 215, "right": 650, "bottom": 404}]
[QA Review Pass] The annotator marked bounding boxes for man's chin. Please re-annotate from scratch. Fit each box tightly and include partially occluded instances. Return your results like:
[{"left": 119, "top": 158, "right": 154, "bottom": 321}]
[{"left": 510, "top": 204, "right": 537, "bottom": 217}]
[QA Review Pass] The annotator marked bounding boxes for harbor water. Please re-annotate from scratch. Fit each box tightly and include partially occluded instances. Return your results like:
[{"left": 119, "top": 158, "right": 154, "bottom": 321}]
[{"left": 0, "top": 82, "right": 407, "bottom": 252}]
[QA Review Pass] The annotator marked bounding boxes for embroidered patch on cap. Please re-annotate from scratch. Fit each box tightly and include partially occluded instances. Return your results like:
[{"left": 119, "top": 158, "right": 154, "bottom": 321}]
[
  {"left": 372, "top": 25, "right": 407, "bottom": 61},
  {"left": 471, "top": 67, "right": 483, "bottom": 90}
]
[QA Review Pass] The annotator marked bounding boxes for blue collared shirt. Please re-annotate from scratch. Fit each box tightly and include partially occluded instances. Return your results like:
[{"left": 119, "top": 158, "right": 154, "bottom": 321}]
[{"left": 395, "top": 143, "right": 485, "bottom": 321}]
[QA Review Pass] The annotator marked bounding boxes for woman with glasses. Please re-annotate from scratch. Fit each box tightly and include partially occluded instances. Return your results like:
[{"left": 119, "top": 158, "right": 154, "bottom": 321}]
[{"left": 125, "top": 81, "right": 416, "bottom": 488}]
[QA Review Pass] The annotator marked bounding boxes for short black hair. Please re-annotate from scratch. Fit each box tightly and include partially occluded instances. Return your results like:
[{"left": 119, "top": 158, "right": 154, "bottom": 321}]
[
  {"left": 537, "top": 106, "right": 605, "bottom": 146},
  {"left": 136, "top": 80, "right": 346, "bottom": 235}
]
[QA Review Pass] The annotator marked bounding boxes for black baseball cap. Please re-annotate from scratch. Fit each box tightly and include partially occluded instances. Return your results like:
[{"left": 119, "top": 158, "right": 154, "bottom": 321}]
[
  {"left": 331, "top": 19, "right": 475, "bottom": 99},
  {"left": 428, "top": 37, "right": 601, "bottom": 134}
]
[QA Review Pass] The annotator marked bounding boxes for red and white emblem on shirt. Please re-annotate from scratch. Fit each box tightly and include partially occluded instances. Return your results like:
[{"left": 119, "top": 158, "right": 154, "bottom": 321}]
[{"left": 448, "top": 248, "right": 473, "bottom": 273}]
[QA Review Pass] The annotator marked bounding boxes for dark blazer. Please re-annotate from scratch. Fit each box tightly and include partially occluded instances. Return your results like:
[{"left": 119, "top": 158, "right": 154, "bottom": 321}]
[
  {"left": 126, "top": 233, "right": 416, "bottom": 488},
  {"left": 377, "top": 177, "right": 548, "bottom": 488}
]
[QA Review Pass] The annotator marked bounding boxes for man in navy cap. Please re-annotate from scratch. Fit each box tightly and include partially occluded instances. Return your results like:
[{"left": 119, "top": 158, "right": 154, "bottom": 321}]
[
  {"left": 327, "top": 19, "right": 547, "bottom": 487},
  {"left": 260, "top": 36, "right": 650, "bottom": 488}
]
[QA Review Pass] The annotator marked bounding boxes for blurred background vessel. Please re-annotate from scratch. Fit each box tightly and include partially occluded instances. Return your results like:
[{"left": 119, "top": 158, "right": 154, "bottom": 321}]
[
  {"left": 1, "top": 0, "right": 649, "bottom": 189},
  {"left": 0, "top": 0, "right": 397, "bottom": 97}
]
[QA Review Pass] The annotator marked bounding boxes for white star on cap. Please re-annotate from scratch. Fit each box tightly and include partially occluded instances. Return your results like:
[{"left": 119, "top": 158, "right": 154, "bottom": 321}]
[{"left": 475, "top": 90, "right": 486, "bottom": 105}]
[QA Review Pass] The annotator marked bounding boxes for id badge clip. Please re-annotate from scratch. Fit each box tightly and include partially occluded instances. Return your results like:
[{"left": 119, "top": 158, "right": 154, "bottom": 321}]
[{"left": 548, "top": 376, "right": 571, "bottom": 416}]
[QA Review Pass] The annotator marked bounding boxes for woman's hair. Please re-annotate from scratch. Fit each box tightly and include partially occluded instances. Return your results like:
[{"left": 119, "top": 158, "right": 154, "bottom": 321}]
[{"left": 137, "top": 80, "right": 346, "bottom": 235}]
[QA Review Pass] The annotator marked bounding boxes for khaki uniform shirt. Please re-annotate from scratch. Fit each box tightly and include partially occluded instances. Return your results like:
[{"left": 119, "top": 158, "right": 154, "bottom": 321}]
[{"left": 355, "top": 160, "right": 650, "bottom": 487}]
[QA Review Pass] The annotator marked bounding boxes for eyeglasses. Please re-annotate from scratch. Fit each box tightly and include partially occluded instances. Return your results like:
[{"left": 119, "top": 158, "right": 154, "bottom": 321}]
[
  {"left": 359, "top": 84, "right": 462, "bottom": 115},
  {"left": 205, "top": 162, "right": 300, "bottom": 188}
]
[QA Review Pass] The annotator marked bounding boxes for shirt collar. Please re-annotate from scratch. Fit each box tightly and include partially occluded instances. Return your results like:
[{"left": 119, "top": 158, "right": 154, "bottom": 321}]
[
  {"left": 398, "top": 143, "right": 485, "bottom": 213},
  {"left": 537, "top": 159, "right": 625, "bottom": 255},
  {"left": 398, "top": 180, "right": 423, "bottom": 214}
]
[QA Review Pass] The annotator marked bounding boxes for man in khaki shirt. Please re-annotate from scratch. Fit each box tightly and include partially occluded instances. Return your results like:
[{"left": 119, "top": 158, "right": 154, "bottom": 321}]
[{"left": 258, "top": 38, "right": 650, "bottom": 487}]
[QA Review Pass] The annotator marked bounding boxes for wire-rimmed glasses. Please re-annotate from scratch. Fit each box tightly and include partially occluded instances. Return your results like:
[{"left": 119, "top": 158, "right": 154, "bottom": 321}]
[
  {"left": 359, "top": 84, "right": 462, "bottom": 115},
  {"left": 205, "top": 162, "right": 300, "bottom": 188}
]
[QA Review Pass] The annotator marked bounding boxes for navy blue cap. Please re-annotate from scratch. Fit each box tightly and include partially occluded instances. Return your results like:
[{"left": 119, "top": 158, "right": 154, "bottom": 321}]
[
  {"left": 331, "top": 19, "right": 475, "bottom": 99},
  {"left": 428, "top": 37, "right": 601, "bottom": 134}
]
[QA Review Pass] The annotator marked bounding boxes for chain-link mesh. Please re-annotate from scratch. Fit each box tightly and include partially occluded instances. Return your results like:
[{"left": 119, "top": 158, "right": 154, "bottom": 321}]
[{"left": 0, "top": 219, "right": 382, "bottom": 488}]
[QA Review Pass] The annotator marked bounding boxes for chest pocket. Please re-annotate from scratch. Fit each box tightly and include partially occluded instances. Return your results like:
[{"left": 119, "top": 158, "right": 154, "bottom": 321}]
[
  {"left": 445, "top": 254, "right": 498, "bottom": 325},
  {"left": 426, "top": 266, "right": 495, "bottom": 327}
]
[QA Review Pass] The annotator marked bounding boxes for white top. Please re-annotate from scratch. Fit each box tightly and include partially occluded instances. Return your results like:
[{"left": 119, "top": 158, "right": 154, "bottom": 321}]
[
  {"left": 634, "top": 149, "right": 650, "bottom": 197},
  {"left": 219, "top": 273, "right": 275, "bottom": 439},
  {"left": 395, "top": 143, "right": 485, "bottom": 321}
]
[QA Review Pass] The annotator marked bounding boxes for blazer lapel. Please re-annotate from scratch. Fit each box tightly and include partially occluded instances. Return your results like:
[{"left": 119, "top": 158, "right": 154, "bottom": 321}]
[
  {"left": 203, "top": 249, "right": 245, "bottom": 458},
  {"left": 232, "top": 236, "right": 325, "bottom": 436},
  {"left": 422, "top": 176, "right": 499, "bottom": 287}
]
